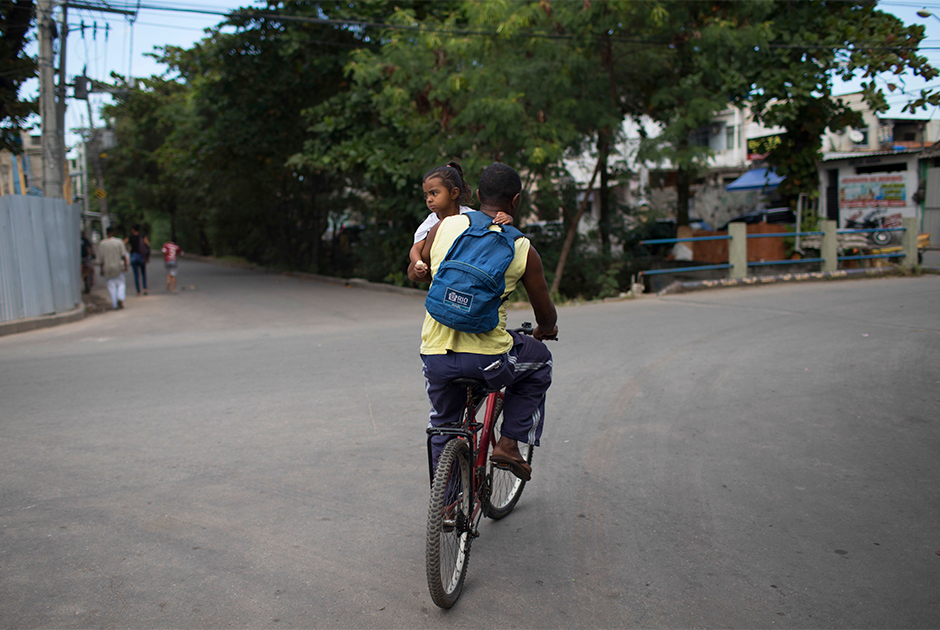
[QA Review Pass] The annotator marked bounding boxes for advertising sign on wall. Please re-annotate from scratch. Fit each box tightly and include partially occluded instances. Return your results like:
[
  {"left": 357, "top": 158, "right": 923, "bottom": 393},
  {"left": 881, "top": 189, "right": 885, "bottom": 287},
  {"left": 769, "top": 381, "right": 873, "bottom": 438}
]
[
  {"left": 746, "top": 134, "right": 782, "bottom": 160},
  {"left": 840, "top": 175, "right": 906, "bottom": 209},
  {"left": 839, "top": 174, "right": 912, "bottom": 229}
]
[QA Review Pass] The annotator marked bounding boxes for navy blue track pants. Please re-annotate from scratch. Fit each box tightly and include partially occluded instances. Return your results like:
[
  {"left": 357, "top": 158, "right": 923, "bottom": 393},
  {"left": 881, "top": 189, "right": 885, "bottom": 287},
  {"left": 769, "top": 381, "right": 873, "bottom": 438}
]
[{"left": 421, "top": 331, "right": 553, "bottom": 473}]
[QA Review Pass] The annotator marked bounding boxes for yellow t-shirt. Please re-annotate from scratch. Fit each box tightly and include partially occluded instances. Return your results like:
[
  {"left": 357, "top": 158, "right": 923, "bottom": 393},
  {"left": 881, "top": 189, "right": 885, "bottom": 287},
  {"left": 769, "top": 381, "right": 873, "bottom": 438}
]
[{"left": 420, "top": 213, "right": 530, "bottom": 355}]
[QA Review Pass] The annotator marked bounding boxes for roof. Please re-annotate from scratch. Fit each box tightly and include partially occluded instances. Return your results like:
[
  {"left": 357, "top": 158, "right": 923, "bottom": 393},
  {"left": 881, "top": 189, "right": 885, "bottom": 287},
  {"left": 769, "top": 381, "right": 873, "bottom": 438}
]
[
  {"left": 916, "top": 141, "right": 940, "bottom": 159},
  {"left": 822, "top": 148, "right": 923, "bottom": 161},
  {"left": 725, "top": 168, "right": 785, "bottom": 191}
]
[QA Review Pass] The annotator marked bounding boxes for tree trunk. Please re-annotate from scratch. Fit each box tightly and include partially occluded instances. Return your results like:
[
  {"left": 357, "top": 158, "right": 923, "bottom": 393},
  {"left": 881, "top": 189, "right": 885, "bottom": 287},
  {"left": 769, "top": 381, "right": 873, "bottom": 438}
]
[
  {"left": 549, "top": 158, "right": 602, "bottom": 297},
  {"left": 598, "top": 132, "right": 610, "bottom": 254},
  {"left": 676, "top": 162, "right": 691, "bottom": 227}
]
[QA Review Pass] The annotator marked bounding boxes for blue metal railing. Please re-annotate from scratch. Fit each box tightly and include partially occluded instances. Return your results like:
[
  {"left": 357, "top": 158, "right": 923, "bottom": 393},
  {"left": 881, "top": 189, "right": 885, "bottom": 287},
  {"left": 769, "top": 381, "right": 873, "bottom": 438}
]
[
  {"left": 638, "top": 225, "right": 910, "bottom": 278},
  {"left": 639, "top": 235, "right": 731, "bottom": 245},
  {"left": 837, "top": 227, "right": 905, "bottom": 235},
  {"left": 836, "top": 226, "right": 906, "bottom": 263},
  {"left": 641, "top": 263, "right": 732, "bottom": 276},
  {"left": 638, "top": 234, "right": 732, "bottom": 276},
  {"left": 747, "top": 230, "right": 823, "bottom": 238}
]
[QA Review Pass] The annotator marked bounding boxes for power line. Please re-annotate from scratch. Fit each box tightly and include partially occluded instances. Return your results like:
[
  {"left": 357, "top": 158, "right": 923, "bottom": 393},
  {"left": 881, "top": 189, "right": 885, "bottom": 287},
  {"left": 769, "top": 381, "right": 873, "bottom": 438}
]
[{"left": 47, "top": 1, "right": 940, "bottom": 51}]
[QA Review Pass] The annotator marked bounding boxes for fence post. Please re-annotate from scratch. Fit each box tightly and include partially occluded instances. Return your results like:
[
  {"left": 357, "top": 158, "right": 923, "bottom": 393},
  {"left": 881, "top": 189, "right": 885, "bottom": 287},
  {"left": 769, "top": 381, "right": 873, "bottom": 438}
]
[
  {"left": 901, "top": 216, "right": 918, "bottom": 268},
  {"left": 729, "top": 222, "right": 747, "bottom": 279},
  {"left": 821, "top": 220, "right": 838, "bottom": 272}
]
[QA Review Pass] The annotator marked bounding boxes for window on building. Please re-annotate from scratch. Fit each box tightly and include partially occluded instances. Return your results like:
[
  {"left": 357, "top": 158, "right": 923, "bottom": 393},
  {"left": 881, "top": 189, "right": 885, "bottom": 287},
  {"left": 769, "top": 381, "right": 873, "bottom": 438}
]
[
  {"left": 690, "top": 127, "right": 710, "bottom": 148},
  {"left": 725, "top": 125, "right": 735, "bottom": 151}
]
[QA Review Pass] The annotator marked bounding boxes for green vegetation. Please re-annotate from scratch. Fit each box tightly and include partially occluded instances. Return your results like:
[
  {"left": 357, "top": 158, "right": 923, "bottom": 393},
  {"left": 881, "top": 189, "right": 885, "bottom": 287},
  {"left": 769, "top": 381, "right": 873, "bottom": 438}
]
[
  {"left": 0, "top": 0, "right": 36, "bottom": 153},
  {"left": 90, "top": 1, "right": 936, "bottom": 300}
]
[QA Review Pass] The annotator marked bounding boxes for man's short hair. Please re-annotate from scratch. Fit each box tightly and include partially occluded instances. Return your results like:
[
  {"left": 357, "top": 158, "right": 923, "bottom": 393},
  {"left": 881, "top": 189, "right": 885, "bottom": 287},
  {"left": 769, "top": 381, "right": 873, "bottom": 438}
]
[
  {"left": 106, "top": 227, "right": 115, "bottom": 237},
  {"left": 478, "top": 163, "right": 521, "bottom": 206}
]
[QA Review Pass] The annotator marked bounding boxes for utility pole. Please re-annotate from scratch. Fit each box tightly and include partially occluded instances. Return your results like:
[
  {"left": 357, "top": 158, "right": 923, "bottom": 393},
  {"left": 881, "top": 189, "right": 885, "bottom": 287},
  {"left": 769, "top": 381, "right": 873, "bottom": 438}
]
[
  {"left": 38, "top": 0, "right": 65, "bottom": 198},
  {"left": 57, "top": 2, "right": 68, "bottom": 198},
  {"left": 86, "top": 99, "right": 108, "bottom": 221}
]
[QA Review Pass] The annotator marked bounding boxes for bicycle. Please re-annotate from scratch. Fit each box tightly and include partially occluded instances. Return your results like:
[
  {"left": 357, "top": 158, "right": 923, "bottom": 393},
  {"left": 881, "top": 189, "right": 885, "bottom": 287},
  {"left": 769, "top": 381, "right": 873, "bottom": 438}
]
[{"left": 424, "top": 322, "right": 550, "bottom": 609}]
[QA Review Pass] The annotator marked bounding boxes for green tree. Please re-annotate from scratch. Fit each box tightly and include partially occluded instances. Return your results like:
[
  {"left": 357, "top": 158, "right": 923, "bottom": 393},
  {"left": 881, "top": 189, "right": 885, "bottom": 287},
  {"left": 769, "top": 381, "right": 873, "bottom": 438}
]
[
  {"left": 636, "top": 1, "right": 769, "bottom": 227},
  {"left": 298, "top": 1, "right": 646, "bottom": 287},
  {"left": 754, "top": 1, "right": 937, "bottom": 199},
  {"left": 171, "top": 5, "right": 359, "bottom": 270},
  {"left": 101, "top": 76, "right": 192, "bottom": 242},
  {"left": 0, "top": 0, "right": 36, "bottom": 153},
  {"left": 103, "top": 2, "right": 360, "bottom": 269}
]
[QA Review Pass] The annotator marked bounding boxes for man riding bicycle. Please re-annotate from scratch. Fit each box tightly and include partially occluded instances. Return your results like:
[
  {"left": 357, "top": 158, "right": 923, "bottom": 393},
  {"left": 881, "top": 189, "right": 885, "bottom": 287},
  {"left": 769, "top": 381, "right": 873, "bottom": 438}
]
[{"left": 410, "top": 163, "right": 558, "bottom": 481}]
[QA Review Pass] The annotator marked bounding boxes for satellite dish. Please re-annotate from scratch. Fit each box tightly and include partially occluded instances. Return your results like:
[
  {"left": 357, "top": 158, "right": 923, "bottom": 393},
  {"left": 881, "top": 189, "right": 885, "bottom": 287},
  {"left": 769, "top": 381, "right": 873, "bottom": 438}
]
[{"left": 848, "top": 129, "right": 865, "bottom": 143}]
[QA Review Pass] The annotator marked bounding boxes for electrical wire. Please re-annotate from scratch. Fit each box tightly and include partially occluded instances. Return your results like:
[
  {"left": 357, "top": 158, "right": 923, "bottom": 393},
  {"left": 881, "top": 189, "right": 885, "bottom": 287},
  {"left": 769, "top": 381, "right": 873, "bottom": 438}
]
[{"left": 33, "top": 0, "right": 940, "bottom": 51}]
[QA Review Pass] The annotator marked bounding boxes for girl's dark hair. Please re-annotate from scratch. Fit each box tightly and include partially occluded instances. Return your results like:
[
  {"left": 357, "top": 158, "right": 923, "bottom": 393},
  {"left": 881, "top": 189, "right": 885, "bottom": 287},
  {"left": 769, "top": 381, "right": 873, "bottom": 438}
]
[{"left": 423, "top": 161, "right": 472, "bottom": 205}]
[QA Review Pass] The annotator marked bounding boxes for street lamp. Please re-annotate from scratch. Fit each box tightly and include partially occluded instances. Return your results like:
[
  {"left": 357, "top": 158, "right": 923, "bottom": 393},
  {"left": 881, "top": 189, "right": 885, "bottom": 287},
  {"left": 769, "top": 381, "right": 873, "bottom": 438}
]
[{"left": 917, "top": 9, "right": 940, "bottom": 21}]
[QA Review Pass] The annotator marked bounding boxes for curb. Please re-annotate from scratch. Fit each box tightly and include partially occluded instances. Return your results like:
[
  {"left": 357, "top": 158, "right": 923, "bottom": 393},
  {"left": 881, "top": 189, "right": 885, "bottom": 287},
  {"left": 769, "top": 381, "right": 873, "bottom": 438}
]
[
  {"left": 0, "top": 302, "right": 86, "bottom": 338},
  {"left": 183, "top": 254, "right": 427, "bottom": 298},
  {"left": 656, "top": 266, "right": 937, "bottom": 296}
]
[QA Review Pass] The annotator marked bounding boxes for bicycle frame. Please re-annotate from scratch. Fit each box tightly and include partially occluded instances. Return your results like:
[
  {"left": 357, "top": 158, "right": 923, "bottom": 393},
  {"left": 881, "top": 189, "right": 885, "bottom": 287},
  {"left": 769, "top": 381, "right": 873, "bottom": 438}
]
[{"left": 426, "top": 385, "right": 505, "bottom": 535}]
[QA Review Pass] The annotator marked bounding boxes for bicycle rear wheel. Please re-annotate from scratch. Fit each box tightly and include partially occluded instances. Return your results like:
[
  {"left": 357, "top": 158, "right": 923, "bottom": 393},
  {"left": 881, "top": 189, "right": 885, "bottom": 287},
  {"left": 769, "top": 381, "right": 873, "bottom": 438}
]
[
  {"left": 426, "top": 438, "right": 472, "bottom": 609},
  {"left": 482, "top": 399, "right": 533, "bottom": 520}
]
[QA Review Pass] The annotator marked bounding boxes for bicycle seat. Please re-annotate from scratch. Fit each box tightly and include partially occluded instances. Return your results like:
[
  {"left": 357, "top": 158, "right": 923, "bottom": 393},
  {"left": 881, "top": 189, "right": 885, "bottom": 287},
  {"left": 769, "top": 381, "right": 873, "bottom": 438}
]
[{"left": 450, "top": 377, "right": 487, "bottom": 389}]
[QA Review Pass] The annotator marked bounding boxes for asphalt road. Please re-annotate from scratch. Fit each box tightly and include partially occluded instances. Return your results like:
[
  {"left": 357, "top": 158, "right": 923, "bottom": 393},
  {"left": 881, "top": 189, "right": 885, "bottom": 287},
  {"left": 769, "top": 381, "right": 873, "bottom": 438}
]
[{"left": 1, "top": 260, "right": 938, "bottom": 629}]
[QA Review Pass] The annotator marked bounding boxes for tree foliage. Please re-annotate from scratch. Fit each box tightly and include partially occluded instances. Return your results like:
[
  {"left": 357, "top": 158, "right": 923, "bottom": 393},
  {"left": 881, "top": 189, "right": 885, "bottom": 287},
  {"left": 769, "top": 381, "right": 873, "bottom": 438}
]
[
  {"left": 755, "top": 1, "right": 937, "bottom": 198},
  {"left": 95, "top": 0, "right": 937, "bottom": 298},
  {"left": 1, "top": 0, "right": 37, "bottom": 153}
]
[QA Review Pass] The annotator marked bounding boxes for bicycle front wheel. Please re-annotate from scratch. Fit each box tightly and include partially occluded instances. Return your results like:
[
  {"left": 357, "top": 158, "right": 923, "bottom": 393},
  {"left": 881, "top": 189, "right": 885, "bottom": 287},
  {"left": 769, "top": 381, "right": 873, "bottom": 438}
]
[
  {"left": 482, "top": 400, "right": 533, "bottom": 520},
  {"left": 426, "top": 438, "right": 472, "bottom": 609}
]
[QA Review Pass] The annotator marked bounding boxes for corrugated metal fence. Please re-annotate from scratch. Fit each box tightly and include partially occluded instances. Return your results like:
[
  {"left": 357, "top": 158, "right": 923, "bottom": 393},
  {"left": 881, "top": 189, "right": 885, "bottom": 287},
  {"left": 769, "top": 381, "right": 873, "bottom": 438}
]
[
  {"left": 924, "top": 167, "right": 940, "bottom": 246},
  {"left": 0, "top": 195, "right": 82, "bottom": 324}
]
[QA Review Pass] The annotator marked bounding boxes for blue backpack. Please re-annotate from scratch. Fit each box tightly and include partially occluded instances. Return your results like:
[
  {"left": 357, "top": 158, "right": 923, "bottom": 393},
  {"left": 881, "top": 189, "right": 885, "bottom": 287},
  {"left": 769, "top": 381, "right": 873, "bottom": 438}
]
[{"left": 426, "top": 211, "right": 524, "bottom": 333}]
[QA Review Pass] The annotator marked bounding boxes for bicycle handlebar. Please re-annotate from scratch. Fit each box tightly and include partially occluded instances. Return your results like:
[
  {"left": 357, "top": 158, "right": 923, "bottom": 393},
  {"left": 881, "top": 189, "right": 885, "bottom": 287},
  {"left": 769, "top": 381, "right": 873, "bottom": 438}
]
[{"left": 511, "top": 322, "right": 558, "bottom": 340}]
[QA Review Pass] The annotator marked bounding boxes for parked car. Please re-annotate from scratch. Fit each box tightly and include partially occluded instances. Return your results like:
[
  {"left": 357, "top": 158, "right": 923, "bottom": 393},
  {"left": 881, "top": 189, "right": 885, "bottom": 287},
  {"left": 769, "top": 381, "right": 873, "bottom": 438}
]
[{"left": 719, "top": 207, "right": 795, "bottom": 230}]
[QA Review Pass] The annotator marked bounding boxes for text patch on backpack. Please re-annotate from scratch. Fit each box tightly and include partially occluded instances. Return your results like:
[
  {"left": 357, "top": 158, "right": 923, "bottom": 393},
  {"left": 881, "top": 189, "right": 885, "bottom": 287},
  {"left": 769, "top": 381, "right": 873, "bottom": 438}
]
[{"left": 444, "top": 288, "right": 473, "bottom": 313}]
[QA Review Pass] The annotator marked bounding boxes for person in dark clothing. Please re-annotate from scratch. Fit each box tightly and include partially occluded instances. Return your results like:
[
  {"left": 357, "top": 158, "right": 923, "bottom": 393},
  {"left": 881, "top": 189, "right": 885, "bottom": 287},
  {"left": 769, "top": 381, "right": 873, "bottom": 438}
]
[{"left": 124, "top": 224, "right": 150, "bottom": 296}]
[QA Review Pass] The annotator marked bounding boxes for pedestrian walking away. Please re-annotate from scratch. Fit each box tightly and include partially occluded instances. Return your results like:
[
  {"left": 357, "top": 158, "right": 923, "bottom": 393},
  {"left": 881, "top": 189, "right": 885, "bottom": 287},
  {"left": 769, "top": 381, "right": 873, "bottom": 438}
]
[
  {"left": 98, "top": 227, "right": 129, "bottom": 310},
  {"left": 125, "top": 224, "right": 150, "bottom": 296},
  {"left": 162, "top": 239, "right": 183, "bottom": 292}
]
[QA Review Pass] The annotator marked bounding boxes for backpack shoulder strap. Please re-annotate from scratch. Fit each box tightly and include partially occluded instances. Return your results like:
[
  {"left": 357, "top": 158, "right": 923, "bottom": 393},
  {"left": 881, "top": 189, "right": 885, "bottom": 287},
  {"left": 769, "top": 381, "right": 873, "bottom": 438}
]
[
  {"left": 464, "top": 210, "right": 491, "bottom": 229},
  {"left": 465, "top": 210, "right": 525, "bottom": 241},
  {"left": 500, "top": 224, "right": 524, "bottom": 240}
]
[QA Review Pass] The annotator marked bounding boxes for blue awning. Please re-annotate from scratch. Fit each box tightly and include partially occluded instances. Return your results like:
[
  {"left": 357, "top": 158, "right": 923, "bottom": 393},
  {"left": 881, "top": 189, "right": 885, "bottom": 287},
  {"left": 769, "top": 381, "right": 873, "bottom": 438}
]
[{"left": 725, "top": 168, "right": 785, "bottom": 192}]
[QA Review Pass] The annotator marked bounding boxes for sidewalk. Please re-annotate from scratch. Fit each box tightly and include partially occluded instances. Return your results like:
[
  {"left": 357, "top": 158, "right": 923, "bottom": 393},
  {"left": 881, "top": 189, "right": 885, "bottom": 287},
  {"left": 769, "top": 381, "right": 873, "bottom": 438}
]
[
  {"left": 3, "top": 251, "right": 938, "bottom": 337},
  {"left": 0, "top": 302, "right": 85, "bottom": 337}
]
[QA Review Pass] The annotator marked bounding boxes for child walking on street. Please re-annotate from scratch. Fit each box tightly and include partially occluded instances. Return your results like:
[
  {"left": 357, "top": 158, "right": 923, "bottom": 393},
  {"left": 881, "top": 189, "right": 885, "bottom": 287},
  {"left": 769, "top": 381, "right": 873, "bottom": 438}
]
[{"left": 162, "top": 239, "right": 183, "bottom": 292}]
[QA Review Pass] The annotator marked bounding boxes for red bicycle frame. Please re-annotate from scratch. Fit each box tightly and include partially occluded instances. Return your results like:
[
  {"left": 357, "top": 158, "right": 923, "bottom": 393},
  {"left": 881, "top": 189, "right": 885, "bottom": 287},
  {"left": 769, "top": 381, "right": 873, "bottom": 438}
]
[{"left": 426, "top": 384, "right": 505, "bottom": 534}]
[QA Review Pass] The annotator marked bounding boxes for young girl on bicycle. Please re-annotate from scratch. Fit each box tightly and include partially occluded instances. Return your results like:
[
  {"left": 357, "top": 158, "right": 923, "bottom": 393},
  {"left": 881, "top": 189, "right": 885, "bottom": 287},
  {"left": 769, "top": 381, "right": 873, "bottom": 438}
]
[{"left": 409, "top": 162, "right": 512, "bottom": 280}]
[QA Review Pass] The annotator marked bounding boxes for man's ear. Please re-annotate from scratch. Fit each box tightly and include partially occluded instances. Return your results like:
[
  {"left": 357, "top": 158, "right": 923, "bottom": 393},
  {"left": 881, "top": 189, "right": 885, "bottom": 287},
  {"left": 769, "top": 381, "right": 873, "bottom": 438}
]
[
  {"left": 476, "top": 189, "right": 481, "bottom": 204},
  {"left": 511, "top": 193, "right": 521, "bottom": 212}
]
